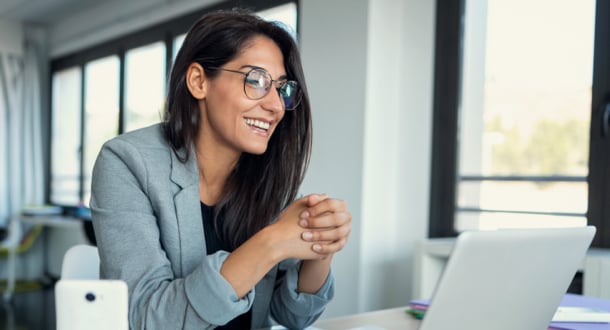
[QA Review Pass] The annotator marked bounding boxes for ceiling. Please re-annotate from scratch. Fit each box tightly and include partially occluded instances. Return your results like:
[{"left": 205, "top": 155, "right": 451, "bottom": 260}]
[
  {"left": 0, "top": 0, "right": 154, "bottom": 25},
  {"left": 0, "top": 0, "right": 218, "bottom": 57}
]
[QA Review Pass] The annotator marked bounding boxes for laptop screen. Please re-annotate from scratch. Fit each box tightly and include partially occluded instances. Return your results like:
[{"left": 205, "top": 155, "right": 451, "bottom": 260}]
[{"left": 419, "top": 226, "right": 595, "bottom": 330}]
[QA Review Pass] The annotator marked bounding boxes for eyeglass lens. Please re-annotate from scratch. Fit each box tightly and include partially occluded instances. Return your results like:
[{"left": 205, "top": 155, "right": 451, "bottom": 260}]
[{"left": 244, "top": 69, "right": 300, "bottom": 110}]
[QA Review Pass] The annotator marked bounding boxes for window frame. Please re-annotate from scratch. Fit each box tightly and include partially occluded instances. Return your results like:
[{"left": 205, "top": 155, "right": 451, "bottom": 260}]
[
  {"left": 428, "top": 0, "right": 464, "bottom": 238},
  {"left": 587, "top": 0, "right": 610, "bottom": 247}
]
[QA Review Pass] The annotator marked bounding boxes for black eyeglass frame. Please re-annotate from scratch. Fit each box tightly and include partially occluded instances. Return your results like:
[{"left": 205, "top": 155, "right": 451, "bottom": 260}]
[{"left": 208, "top": 66, "right": 302, "bottom": 110}]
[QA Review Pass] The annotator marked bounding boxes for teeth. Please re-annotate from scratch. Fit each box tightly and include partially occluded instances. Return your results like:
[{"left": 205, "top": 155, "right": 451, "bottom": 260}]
[{"left": 245, "top": 118, "right": 270, "bottom": 130}]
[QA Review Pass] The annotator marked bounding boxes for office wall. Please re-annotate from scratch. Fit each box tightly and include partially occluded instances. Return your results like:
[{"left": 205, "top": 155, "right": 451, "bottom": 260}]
[
  {"left": 300, "top": 0, "right": 435, "bottom": 317},
  {"left": 361, "top": 0, "right": 435, "bottom": 314},
  {"left": 43, "top": 0, "right": 436, "bottom": 318},
  {"left": 299, "top": 0, "right": 368, "bottom": 317}
]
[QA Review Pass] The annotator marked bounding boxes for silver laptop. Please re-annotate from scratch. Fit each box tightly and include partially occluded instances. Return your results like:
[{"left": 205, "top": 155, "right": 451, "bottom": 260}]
[{"left": 419, "top": 226, "right": 596, "bottom": 330}]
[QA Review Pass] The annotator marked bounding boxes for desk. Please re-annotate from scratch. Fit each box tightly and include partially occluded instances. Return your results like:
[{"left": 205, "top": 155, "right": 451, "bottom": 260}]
[
  {"left": 3, "top": 215, "right": 85, "bottom": 301},
  {"left": 21, "top": 215, "right": 87, "bottom": 277},
  {"left": 20, "top": 215, "right": 83, "bottom": 228},
  {"left": 313, "top": 295, "right": 610, "bottom": 330},
  {"left": 313, "top": 307, "right": 419, "bottom": 329}
]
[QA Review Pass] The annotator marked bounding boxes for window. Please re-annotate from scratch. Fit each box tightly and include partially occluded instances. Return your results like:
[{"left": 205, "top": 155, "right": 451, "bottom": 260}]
[
  {"left": 49, "top": 1, "right": 298, "bottom": 207},
  {"left": 172, "top": 35, "right": 185, "bottom": 61},
  {"left": 50, "top": 67, "right": 81, "bottom": 205},
  {"left": 124, "top": 42, "right": 166, "bottom": 132},
  {"left": 457, "top": 0, "right": 594, "bottom": 230},
  {"left": 430, "top": 0, "right": 610, "bottom": 246},
  {"left": 83, "top": 56, "right": 120, "bottom": 204}
]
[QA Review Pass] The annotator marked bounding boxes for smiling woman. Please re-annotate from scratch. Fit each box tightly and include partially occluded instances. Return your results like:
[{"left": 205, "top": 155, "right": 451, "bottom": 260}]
[
  {"left": 89, "top": 9, "right": 352, "bottom": 330},
  {"left": 187, "top": 36, "right": 290, "bottom": 160}
]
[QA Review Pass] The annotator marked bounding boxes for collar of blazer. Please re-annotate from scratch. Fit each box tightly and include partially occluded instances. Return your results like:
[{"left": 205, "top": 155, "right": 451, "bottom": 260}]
[{"left": 169, "top": 145, "right": 199, "bottom": 189}]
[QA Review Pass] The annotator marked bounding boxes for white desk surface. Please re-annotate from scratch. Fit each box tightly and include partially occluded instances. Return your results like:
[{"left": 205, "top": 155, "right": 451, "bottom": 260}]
[{"left": 313, "top": 306, "right": 420, "bottom": 330}]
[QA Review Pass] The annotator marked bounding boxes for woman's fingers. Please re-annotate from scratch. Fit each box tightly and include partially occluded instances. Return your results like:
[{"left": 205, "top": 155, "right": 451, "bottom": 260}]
[
  {"left": 302, "top": 198, "right": 346, "bottom": 219},
  {"left": 301, "top": 222, "right": 351, "bottom": 242},
  {"left": 305, "top": 193, "right": 327, "bottom": 207},
  {"left": 307, "top": 210, "right": 351, "bottom": 228},
  {"left": 311, "top": 237, "right": 349, "bottom": 255}
]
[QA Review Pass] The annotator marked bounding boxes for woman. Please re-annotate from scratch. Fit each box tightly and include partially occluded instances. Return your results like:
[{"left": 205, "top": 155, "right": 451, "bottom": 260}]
[{"left": 90, "top": 9, "right": 352, "bottom": 330}]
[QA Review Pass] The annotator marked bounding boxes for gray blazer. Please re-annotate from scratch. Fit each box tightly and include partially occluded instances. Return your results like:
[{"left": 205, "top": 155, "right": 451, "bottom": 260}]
[{"left": 90, "top": 124, "right": 334, "bottom": 329}]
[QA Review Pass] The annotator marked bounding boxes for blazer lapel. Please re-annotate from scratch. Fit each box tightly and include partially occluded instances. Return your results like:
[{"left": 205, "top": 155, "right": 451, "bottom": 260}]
[
  {"left": 169, "top": 147, "right": 206, "bottom": 275},
  {"left": 168, "top": 146, "right": 269, "bottom": 323}
]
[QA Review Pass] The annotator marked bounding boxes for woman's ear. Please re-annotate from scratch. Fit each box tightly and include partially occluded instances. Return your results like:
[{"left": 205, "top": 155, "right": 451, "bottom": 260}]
[{"left": 186, "top": 62, "right": 207, "bottom": 100}]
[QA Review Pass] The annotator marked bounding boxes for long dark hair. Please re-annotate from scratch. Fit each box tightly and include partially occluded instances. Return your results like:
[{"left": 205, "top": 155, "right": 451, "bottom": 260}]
[{"left": 163, "top": 9, "right": 312, "bottom": 250}]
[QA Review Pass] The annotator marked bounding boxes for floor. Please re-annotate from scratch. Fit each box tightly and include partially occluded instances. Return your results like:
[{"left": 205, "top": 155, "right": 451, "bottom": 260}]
[
  {"left": 0, "top": 221, "right": 94, "bottom": 330},
  {"left": 1, "top": 286, "right": 56, "bottom": 330}
]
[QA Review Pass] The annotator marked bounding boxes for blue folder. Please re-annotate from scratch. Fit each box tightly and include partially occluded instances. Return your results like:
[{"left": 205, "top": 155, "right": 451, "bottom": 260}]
[{"left": 549, "top": 294, "right": 610, "bottom": 330}]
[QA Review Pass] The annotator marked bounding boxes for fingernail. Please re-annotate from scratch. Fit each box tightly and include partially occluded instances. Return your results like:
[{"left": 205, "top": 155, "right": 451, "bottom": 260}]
[
  {"left": 299, "top": 219, "right": 309, "bottom": 227},
  {"left": 302, "top": 232, "right": 313, "bottom": 240},
  {"left": 313, "top": 244, "right": 322, "bottom": 252},
  {"left": 300, "top": 211, "right": 310, "bottom": 219}
]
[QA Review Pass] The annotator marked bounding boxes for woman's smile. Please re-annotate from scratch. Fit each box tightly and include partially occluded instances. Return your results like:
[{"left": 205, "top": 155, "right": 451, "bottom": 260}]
[{"left": 244, "top": 117, "right": 272, "bottom": 137}]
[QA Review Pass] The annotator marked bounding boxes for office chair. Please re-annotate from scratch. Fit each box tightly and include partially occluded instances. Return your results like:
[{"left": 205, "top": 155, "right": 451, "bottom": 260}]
[
  {"left": 60, "top": 244, "right": 99, "bottom": 279},
  {"left": 56, "top": 245, "right": 129, "bottom": 330}
]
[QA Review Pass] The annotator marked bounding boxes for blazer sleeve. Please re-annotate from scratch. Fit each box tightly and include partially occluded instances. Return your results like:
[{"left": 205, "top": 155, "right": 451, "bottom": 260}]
[
  {"left": 90, "top": 138, "right": 254, "bottom": 329},
  {"left": 270, "top": 258, "right": 335, "bottom": 328}
]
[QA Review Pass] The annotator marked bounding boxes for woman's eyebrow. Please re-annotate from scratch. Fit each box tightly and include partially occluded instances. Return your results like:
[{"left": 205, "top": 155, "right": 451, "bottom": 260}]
[{"left": 239, "top": 64, "right": 288, "bottom": 80}]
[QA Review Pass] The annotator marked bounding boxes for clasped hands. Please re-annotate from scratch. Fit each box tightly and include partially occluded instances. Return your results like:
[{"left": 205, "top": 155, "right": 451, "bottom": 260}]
[{"left": 271, "top": 193, "right": 352, "bottom": 261}]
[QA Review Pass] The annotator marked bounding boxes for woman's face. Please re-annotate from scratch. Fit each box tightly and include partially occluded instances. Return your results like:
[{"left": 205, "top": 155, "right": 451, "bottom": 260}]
[{"left": 198, "top": 35, "right": 287, "bottom": 157}]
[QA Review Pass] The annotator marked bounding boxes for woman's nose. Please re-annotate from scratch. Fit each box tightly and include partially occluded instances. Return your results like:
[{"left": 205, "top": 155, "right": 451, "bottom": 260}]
[{"left": 261, "top": 87, "right": 284, "bottom": 113}]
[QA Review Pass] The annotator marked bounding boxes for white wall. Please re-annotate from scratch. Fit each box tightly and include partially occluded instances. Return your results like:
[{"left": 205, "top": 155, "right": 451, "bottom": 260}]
[
  {"left": 43, "top": 0, "right": 437, "bottom": 318},
  {"left": 300, "top": 0, "right": 435, "bottom": 317},
  {"left": 299, "top": 0, "right": 368, "bottom": 317},
  {"left": 360, "top": 0, "right": 435, "bottom": 313}
]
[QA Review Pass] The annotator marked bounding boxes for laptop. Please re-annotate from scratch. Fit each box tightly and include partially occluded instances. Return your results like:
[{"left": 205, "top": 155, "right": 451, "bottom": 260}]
[
  {"left": 419, "top": 226, "right": 596, "bottom": 330},
  {"left": 55, "top": 279, "right": 129, "bottom": 330}
]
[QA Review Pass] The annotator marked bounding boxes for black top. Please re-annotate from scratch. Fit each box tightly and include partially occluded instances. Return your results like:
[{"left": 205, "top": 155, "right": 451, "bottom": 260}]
[{"left": 201, "top": 202, "right": 252, "bottom": 329}]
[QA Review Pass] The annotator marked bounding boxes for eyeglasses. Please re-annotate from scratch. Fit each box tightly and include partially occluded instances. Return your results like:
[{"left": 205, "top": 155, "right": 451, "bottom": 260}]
[{"left": 209, "top": 66, "right": 301, "bottom": 110}]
